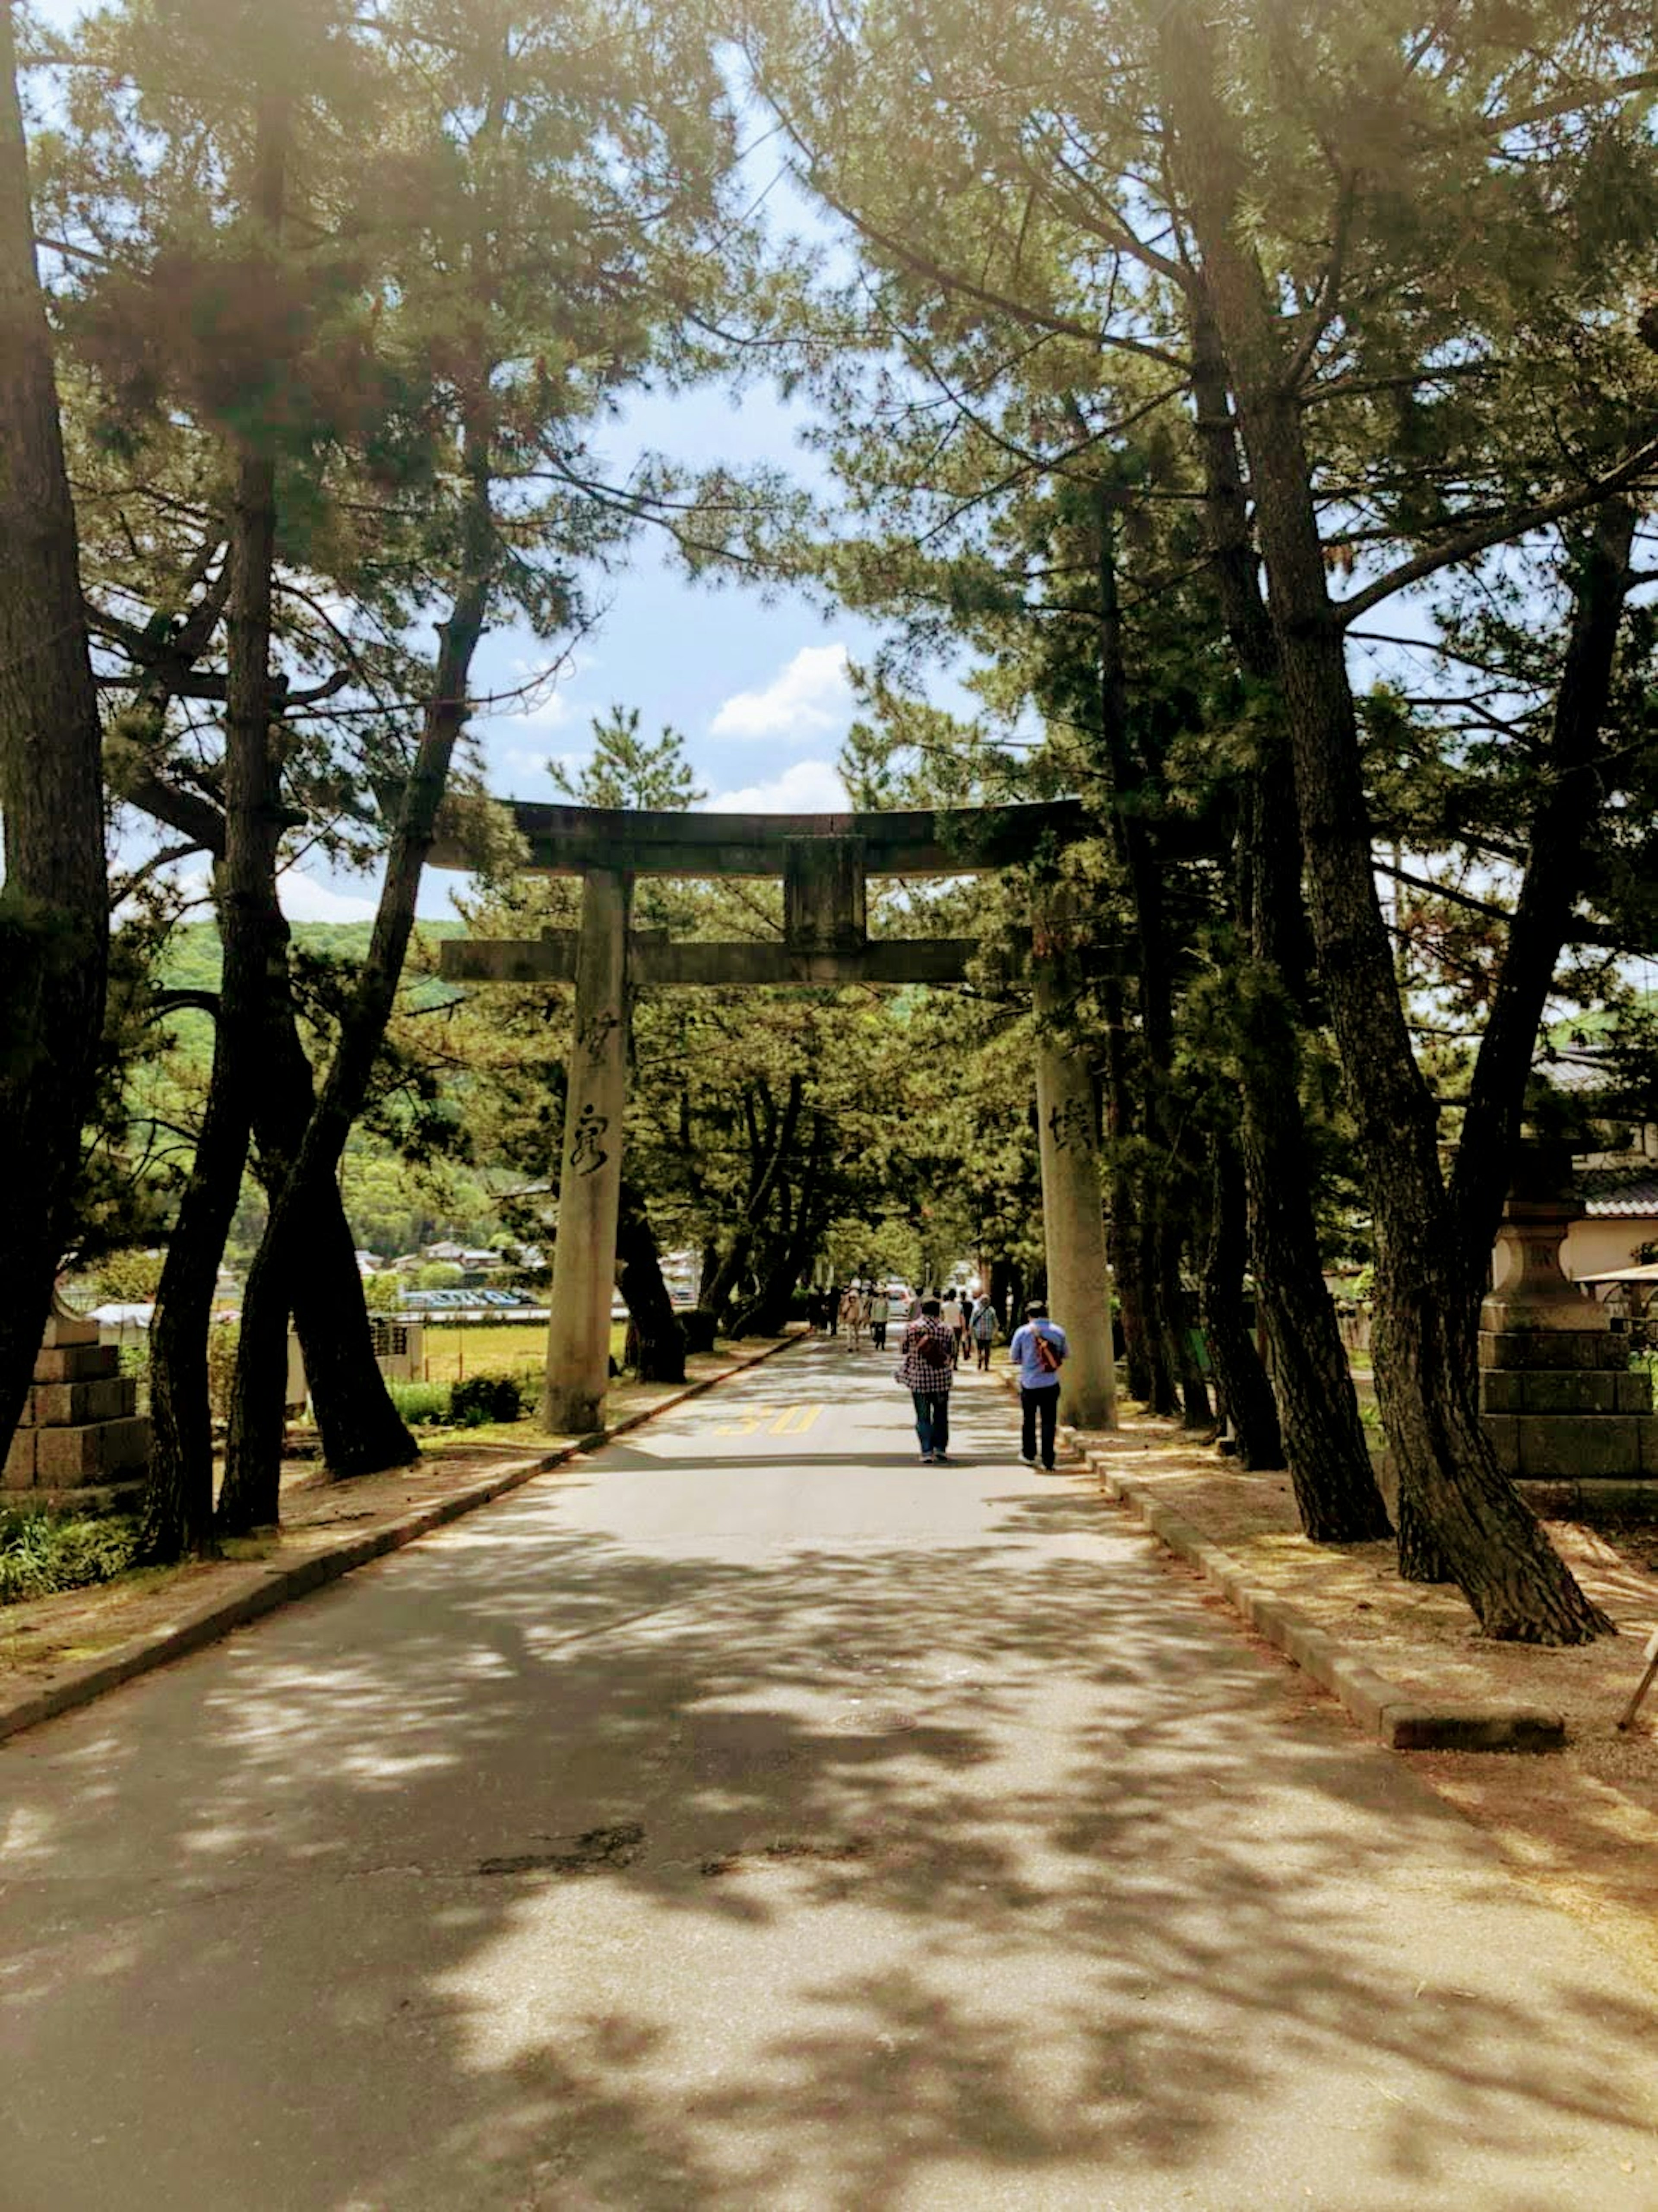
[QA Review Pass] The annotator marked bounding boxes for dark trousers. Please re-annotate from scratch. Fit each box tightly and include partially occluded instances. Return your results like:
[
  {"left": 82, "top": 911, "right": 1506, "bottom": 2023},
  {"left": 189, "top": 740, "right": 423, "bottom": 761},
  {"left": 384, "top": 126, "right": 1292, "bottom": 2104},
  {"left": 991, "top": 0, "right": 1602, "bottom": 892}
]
[
  {"left": 975, "top": 1339, "right": 992, "bottom": 1370},
  {"left": 1021, "top": 1384, "right": 1059, "bottom": 1467},
  {"left": 872, "top": 1321, "right": 887, "bottom": 1349},
  {"left": 911, "top": 1390, "right": 951, "bottom": 1458}
]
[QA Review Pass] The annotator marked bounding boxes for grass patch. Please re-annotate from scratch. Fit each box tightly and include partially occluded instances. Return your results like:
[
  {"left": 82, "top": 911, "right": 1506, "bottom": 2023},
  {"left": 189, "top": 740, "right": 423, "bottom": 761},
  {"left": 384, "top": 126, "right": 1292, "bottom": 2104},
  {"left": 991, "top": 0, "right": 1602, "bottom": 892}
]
[
  {"left": 386, "top": 1378, "right": 452, "bottom": 1426},
  {"left": 0, "top": 1507, "right": 143, "bottom": 1605},
  {"left": 415, "top": 1321, "right": 629, "bottom": 1387}
]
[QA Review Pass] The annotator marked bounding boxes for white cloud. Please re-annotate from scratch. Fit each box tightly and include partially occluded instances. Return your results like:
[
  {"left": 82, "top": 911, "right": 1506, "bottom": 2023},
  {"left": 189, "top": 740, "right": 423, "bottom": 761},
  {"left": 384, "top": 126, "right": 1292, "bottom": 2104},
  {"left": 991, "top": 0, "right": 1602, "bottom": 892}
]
[
  {"left": 149, "top": 861, "right": 381, "bottom": 925},
  {"left": 509, "top": 690, "right": 574, "bottom": 731},
  {"left": 276, "top": 868, "right": 380, "bottom": 923},
  {"left": 703, "top": 758, "right": 849, "bottom": 814},
  {"left": 709, "top": 643, "right": 852, "bottom": 741},
  {"left": 500, "top": 747, "right": 557, "bottom": 786}
]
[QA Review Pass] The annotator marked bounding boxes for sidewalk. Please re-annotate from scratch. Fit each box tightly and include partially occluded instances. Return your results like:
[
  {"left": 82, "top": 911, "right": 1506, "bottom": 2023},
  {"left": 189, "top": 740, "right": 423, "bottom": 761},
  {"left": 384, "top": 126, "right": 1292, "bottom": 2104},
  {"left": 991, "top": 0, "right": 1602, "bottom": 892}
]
[
  {"left": 1040, "top": 1391, "right": 1658, "bottom": 1990},
  {"left": 0, "top": 1332, "right": 800, "bottom": 1743}
]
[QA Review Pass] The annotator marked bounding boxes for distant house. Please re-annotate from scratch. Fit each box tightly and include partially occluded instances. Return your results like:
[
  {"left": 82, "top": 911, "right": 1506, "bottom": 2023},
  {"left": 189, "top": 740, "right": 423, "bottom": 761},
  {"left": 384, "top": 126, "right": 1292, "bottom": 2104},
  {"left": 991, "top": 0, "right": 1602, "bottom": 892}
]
[
  {"left": 1566, "top": 1166, "right": 1658, "bottom": 1278},
  {"left": 1535, "top": 1045, "right": 1658, "bottom": 1279}
]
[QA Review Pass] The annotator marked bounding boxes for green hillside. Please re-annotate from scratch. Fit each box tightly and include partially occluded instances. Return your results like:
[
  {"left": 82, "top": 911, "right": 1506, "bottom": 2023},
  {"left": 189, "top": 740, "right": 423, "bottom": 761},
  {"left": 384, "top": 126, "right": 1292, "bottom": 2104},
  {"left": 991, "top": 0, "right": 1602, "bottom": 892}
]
[
  {"left": 158, "top": 919, "right": 466, "bottom": 1075},
  {"left": 142, "top": 917, "right": 494, "bottom": 1261}
]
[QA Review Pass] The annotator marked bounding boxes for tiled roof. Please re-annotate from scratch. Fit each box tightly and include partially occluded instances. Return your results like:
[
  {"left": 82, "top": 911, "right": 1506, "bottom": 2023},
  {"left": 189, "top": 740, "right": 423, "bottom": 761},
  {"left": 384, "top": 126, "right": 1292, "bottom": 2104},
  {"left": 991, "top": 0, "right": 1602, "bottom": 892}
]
[{"left": 1578, "top": 1171, "right": 1658, "bottom": 1218}]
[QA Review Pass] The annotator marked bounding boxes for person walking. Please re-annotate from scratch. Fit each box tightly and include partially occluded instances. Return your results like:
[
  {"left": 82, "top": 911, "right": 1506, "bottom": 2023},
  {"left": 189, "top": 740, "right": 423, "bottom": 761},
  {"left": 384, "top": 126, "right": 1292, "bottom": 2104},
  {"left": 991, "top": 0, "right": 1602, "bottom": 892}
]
[
  {"left": 825, "top": 1283, "right": 839, "bottom": 1338},
  {"left": 969, "top": 1292, "right": 998, "bottom": 1371},
  {"left": 842, "top": 1283, "right": 865, "bottom": 1349},
  {"left": 869, "top": 1287, "right": 891, "bottom": 1351},
  {"left": 1009, "top": 1299, "right": 1067, "bottom": 1470},
  {"left": 897, "top": 1295, "right": 956, "bottom": 1464},
  {"left": 939, "top": 1287, "right": 962, "bottom": 1365}
]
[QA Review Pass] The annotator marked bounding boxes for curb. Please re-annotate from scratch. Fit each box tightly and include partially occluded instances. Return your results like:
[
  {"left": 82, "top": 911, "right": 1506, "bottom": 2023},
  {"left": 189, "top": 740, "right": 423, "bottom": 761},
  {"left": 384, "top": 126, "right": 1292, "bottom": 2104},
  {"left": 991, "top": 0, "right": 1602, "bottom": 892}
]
[
  {"left": 0, "top": 1331, "right": 802, "bottom": 1749},
  {"left": 990, "top": 1366, "right": 1564, "bottom": 1753}
]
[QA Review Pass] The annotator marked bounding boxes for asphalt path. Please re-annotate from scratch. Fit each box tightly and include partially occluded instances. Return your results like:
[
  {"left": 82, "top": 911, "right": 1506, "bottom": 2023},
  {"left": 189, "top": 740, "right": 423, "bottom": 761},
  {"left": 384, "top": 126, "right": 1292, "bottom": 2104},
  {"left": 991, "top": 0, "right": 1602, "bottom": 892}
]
[{"left": 4, "top": 1339, "right": 1658, "bottom": 2211}]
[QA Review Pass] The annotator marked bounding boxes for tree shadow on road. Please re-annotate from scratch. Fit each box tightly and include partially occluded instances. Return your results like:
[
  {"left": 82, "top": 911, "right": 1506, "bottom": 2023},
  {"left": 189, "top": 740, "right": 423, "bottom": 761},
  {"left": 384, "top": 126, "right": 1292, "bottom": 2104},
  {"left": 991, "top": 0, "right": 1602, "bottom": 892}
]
[{"left": 5, "top": 1355, "right": 1658, "bottom": 2209}]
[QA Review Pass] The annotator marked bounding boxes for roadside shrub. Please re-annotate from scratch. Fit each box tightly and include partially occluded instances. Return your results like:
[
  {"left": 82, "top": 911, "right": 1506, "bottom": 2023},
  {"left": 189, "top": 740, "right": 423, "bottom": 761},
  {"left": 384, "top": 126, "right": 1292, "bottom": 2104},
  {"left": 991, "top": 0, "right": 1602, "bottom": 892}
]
[
  {"left": 118, "top": 1335, "right": 151, "bottom": 1416},
  {"left": 0, "top": 1509, "right": 142, "bottom": 1605},
  {"left": 681, "top": 1306, "right": 719, "bottom": 1356},
  {"left": 449, "top": 1372, "right": 523, "bottom": 1426},
  {"left": 387, "top": 1379, "right": 451, "bottom": 1426},
  {"left": 206, "top": 1319, "right": 240, "bottom": 1426}
]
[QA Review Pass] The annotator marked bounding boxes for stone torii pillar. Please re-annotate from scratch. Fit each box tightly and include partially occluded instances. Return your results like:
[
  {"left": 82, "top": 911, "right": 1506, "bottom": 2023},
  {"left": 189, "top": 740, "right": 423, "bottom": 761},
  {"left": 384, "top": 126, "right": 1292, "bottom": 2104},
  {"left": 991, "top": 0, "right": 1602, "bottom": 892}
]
[
  {"left": 542, "top": 868, "right": 631, "bottom": 1433},
  {"left": 1033, "top": 908, "right": 1117, "bottom": 1431}
]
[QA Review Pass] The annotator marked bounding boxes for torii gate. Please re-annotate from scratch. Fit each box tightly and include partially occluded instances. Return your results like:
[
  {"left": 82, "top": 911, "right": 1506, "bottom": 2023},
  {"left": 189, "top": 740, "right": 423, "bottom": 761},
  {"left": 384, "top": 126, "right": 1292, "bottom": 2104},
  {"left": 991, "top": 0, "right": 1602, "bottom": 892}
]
[{"left": 433, "top": 799, "right": 1116, "bottom": 1437}]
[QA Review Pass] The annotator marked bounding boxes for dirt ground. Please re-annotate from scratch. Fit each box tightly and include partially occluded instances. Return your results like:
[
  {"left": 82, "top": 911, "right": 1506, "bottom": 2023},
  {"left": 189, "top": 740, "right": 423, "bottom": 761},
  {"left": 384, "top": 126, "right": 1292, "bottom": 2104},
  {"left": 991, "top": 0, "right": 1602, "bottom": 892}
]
[
  {"left": 0, "top": 1340, "right": 782, "bottom": 1688},
  {"left": 1082, "top": 1412, "right": 1658, "bottom": 1992}
]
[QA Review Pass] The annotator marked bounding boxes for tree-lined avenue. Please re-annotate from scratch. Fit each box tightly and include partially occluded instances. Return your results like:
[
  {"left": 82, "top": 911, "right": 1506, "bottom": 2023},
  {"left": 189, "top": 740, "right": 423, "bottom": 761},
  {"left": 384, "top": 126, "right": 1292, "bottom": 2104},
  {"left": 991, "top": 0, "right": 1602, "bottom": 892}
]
[{"left": 4, "top": 1344, "right": 1658, "bottom": 2209}]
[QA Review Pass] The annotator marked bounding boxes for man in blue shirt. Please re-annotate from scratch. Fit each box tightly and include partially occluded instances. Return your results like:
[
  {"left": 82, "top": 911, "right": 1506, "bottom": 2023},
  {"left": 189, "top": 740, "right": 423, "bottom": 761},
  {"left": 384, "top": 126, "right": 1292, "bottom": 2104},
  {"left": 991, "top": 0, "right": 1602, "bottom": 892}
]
[{"left": 1008, "top": 1301, "right": 1067, "bottom": 1470}]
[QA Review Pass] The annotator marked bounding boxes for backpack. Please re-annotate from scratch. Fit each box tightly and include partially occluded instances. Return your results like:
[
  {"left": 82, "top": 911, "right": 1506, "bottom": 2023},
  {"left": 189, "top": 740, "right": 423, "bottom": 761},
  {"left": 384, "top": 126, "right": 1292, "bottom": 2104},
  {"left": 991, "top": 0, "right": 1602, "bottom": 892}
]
[{"left": 1032, "top": 1328, "right": 1062, "bottom": 1375}]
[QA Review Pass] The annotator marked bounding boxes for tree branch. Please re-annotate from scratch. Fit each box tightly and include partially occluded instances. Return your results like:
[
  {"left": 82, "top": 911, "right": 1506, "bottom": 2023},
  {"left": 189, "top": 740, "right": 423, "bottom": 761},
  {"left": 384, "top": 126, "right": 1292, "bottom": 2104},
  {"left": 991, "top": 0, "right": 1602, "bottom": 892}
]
[{"left": 1335, "top": 434, "right": 1658, "bottom": 627}]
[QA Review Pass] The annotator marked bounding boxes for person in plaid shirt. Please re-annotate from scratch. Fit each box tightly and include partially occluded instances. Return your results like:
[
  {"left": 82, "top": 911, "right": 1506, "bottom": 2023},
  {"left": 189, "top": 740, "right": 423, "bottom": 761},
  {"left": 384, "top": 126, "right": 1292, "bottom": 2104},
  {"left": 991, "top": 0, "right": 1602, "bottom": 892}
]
[{"left": 898, "top": 1296, "right": 956, "bottom": 1463}]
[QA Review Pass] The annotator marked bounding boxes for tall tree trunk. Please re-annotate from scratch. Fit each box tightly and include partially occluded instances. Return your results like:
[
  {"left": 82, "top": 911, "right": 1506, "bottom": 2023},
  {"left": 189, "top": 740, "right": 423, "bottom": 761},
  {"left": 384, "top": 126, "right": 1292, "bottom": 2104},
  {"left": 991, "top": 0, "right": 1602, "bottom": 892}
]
[
  {"left": 1095, "top": 495, "right": 1206, "bottom": 1424},
  {"left": 1158, "top": 1211, "right": 1212, "bottom": 1429},
  {"left": 244, "top": 976, "right": 417, "bottom": 1475},
  {"left": 1446, "top": 497, "right": 1638, "bottom": 1319},
  {"left": 617, "top": 1177, "right": 686, "bottom": 1384},
  {"left": 740, "top": 1142, "right": 829, "bottom": 1334},
  {"left": 0, "top": 15, "right": 108, "bottom": 1449},
  {"left": 293, "top": 1175, "right": 421, "bottom": 1469},
  {"left": 1235, "top": 771, "right": 1391, "bottom": 1540},
  {"left": 1099, "top": 974, "right": 1166, "bottom": 1405},
  {"left": 1188, "top": 294, "right": 1390, "bottom": 1541},
  {"left": 146, "top": 96, "right": 291, "bottom": 1556},
  {"left": 220, "top": 428, "right": 494, "bottom": 1531},
  {"left": 1200, "top": 1129, "right": 1283, "bottom": 1469},
  {"left": 1163, "top": 4, "right": 1608, "bottom": 1639},
  {"left": 700, "top": 1074, "right": 804, "bottom": 1326}
]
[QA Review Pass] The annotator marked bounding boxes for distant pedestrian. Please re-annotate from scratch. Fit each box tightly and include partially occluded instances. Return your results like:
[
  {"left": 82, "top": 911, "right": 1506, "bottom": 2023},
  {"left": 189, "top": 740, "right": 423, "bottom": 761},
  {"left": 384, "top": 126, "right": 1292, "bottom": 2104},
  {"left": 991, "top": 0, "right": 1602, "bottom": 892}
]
[
  {"left": 842, "top": 1283, "right": 866, "bottom": 1349},
  {"left": 939, "top": 1288, "right": 962, "bottom": 1364},
  {"left": 870, "top": 1288, "right": 891, "bottom": 1350},
  {"left": 897, "top": 1296, "right": 956, "bottom": 1464},
  {"left": 954, "top": 1290, "right": 974, "bottom": 1360},
  {"left": 1009, "top": 1300, "right": 1067, "bottom": 1470},
  {"left": 969, "top": 1293, "right": 998, "bottom": 1371},
  {"left": 825, "top": 1283, "right": 839, "bottom": 1337}
]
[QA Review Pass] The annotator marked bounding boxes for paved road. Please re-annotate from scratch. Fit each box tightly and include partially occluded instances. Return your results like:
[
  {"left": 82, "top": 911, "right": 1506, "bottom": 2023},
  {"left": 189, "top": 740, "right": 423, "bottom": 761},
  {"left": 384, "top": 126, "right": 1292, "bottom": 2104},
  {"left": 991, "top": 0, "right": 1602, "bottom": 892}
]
[{"left": 4, "top": 1343, "right": 1658, "bottom": 2211}]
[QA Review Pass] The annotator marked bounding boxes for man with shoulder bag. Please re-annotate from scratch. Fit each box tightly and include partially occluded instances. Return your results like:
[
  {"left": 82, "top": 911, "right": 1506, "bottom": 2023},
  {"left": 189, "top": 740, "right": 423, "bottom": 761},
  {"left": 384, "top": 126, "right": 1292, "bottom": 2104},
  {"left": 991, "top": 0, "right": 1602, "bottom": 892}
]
[
  {"left": 1008, "top": 1300, "right": 1067, "bottom": 1470},
  {"left": 896, "top": 1296, "right": 956, "bottom": 1464}
]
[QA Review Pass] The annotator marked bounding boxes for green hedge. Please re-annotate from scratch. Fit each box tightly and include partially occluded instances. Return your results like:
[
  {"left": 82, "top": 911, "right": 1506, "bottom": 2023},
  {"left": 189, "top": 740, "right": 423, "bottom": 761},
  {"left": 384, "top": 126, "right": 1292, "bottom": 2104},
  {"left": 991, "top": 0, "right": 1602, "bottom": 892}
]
[
  {"left": 0, "top": 1508, "right": 141, "bottom": 1605},
  {"left": 386, "top": 1373, "right": 526, "bottom": 1428},
  {"left": 449, "top": 1373, "right": 524, "bottom": 1426}
]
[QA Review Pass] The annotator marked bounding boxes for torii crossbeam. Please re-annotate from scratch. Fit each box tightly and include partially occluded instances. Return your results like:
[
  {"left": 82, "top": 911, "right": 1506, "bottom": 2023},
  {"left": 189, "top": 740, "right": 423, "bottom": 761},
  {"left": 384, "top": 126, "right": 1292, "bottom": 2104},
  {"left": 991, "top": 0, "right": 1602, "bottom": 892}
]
[{"left": 433, "top": 799, "right": 1116, "bottom": 1436}]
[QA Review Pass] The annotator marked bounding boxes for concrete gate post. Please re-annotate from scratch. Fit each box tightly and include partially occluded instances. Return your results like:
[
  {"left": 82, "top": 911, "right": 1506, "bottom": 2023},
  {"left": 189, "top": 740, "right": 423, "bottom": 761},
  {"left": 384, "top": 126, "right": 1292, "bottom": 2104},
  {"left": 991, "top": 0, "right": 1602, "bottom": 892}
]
[
  {"left": 542, "top": 868, "right": 632, "bottom": 1433},
  {"left": 1033, "top": 928, "right": 1117, "bottom": 1431}
]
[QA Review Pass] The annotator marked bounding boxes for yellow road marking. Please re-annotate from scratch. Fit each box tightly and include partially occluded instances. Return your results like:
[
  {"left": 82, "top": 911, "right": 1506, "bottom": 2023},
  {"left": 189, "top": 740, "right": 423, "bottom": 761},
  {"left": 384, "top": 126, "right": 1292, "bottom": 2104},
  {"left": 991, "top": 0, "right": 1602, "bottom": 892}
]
[
  {"left": 711, "top": 1403, "right": 824, "bottom": 1438},
  {"left": 771, "top": 1402, "right": 823, "bottom": 1436}
]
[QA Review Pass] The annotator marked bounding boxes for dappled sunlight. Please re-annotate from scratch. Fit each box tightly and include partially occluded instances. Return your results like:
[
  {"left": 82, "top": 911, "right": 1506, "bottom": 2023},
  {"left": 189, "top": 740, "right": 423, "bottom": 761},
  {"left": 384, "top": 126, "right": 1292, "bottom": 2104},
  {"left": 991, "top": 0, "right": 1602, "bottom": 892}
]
[{"left": 5, "top": 1350, "right": 1658, "bottom": 2206}]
